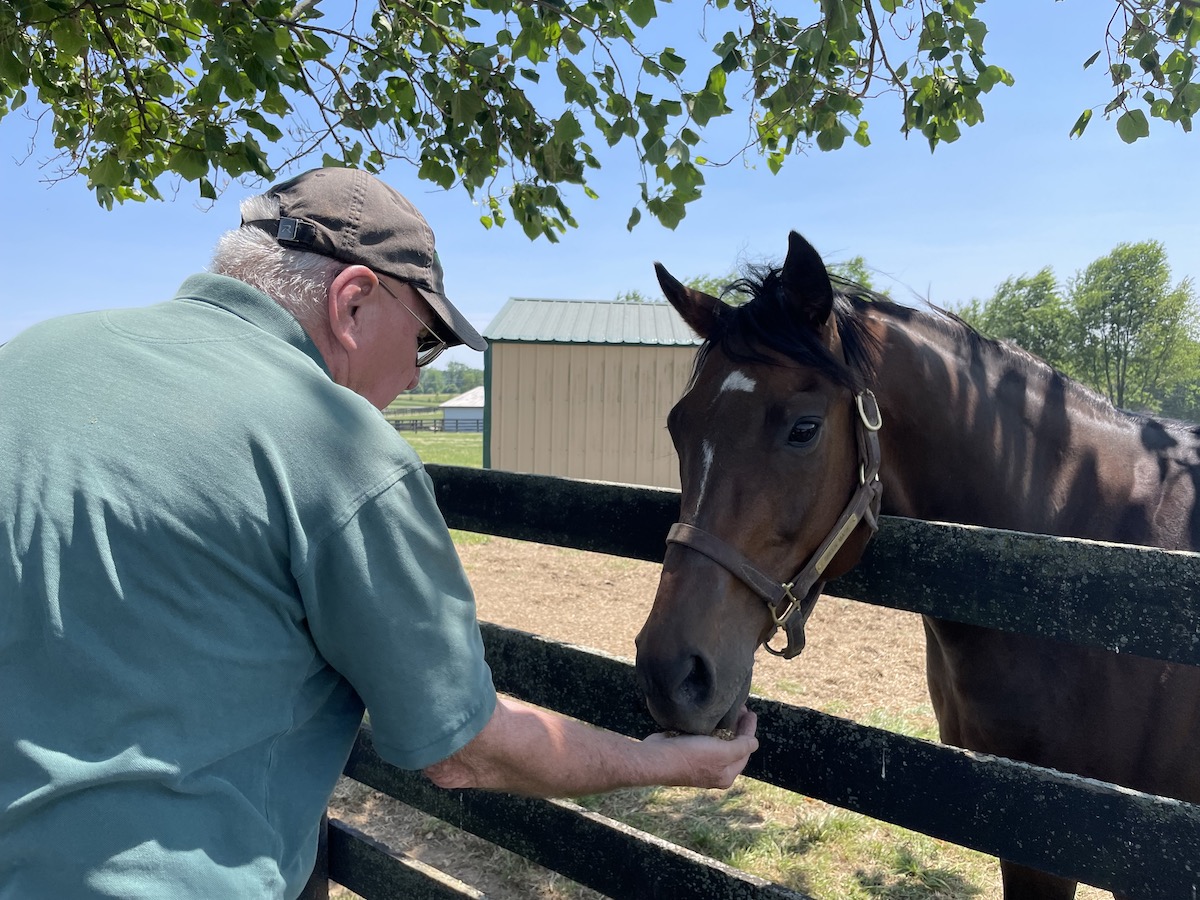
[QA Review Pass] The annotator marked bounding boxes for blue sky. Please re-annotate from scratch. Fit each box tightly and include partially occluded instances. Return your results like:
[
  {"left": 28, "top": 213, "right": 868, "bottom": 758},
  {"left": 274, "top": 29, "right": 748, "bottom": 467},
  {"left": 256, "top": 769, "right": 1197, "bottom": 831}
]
[{"left": 2, "top": 2, "right": 1197, "bottom": 369}]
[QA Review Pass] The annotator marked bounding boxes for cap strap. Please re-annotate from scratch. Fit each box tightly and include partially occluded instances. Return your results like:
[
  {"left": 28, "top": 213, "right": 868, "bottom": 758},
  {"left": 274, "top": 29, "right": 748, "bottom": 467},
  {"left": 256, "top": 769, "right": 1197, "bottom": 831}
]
[{"left": 243, "top": 217, "right": 318, "bottom": 248}]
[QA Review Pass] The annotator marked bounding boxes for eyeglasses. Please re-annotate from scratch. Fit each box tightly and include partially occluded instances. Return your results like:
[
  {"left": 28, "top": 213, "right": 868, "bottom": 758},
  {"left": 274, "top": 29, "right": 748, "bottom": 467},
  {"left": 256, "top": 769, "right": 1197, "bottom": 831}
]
[{"left": 375, "top": 276, "right": 448, "bottom": 367}]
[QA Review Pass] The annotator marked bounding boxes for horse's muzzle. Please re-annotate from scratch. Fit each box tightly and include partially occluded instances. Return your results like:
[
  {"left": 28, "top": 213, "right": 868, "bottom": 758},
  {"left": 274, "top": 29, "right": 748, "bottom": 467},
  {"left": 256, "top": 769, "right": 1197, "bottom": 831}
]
[{"left": 635, "top": 644, "right": 752, "bottom": 735}]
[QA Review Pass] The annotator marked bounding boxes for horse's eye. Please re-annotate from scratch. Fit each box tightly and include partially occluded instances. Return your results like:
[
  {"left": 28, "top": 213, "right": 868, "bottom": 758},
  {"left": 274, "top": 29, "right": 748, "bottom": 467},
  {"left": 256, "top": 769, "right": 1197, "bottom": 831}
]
[{"left": 788, "top": 419, "right": 821, "bottom": 446}]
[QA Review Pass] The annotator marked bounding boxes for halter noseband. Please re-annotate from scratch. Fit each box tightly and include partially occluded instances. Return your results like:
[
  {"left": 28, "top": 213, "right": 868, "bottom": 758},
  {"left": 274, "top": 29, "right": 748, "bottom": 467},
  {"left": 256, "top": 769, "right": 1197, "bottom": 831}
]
[{"left": 665, "top": 389, "right": 883, "bottom": 659}]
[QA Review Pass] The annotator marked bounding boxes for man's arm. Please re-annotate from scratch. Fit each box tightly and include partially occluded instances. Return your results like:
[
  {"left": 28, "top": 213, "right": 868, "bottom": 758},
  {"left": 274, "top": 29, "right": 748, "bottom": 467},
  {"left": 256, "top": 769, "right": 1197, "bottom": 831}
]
[{"left": 422, "top": 695, "right": 758, "bottom": 796}]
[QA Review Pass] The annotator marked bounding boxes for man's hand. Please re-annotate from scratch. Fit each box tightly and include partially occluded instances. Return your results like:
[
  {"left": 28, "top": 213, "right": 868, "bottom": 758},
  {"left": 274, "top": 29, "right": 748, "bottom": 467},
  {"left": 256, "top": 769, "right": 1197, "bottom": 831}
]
[
  {"left": 424, "top": 697, "right": 758, "bottom": 796},
  {"left": 642, "top": 706, "right": 758, "bottom": 789}
]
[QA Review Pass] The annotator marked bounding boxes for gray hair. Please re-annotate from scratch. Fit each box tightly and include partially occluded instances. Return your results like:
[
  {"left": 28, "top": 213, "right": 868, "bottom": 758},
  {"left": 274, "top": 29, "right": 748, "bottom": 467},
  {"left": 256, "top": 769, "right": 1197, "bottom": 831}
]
[{"left": 209, "top": 192, "right": 347, "bottom": 331}]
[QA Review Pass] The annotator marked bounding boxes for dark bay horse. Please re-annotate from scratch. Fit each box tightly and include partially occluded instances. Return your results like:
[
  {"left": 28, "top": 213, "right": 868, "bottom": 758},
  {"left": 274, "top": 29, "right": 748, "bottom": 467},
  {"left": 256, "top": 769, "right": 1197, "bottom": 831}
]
[{"left": 634, "top": 231, "right": 1200, "bottom": 900}]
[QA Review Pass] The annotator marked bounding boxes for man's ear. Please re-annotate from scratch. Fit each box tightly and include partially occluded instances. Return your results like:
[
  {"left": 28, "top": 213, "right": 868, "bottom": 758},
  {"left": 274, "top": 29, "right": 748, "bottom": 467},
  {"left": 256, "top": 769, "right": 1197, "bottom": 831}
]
[{"left": 326, "top": 265, "right": 378, "bottom": 353}]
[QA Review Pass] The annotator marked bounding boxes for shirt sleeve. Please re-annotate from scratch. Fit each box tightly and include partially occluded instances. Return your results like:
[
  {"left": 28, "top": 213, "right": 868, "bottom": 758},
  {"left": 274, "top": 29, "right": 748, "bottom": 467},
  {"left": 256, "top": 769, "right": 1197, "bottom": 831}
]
[{"left": 296, "top": 465, "right": 497, "bottom": 770}]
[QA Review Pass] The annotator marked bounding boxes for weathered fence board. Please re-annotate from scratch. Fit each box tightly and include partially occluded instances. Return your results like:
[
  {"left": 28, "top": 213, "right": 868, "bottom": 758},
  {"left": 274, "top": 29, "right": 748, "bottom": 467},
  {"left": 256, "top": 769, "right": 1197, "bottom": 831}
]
[
  {"left": 426, "top": 465, "right": 1200, "bottom": 667},
  {"left": 479, "top": 623, "right": 1200, "bottom": 900},
  {"left": 343, "top": 723, "right": 812, "bottom": 900},
  {"left": 326, "top": 818, "right": 486, "bottom": 900}
]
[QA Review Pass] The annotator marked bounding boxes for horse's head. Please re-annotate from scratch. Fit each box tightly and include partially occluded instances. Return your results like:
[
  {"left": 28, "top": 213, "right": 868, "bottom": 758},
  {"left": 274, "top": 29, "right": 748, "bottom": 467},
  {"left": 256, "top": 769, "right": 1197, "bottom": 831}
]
[{"left": 635, "top": 231, "right": 882, "bottom": 735}]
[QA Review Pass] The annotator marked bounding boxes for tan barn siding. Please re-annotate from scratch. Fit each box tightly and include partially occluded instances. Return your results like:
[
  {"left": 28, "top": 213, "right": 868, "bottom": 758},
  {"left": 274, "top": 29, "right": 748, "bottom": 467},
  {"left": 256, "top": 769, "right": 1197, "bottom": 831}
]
[
  {"left": 488, "top": 342, "right": 697, "bottom": 489},
  {"left": 599, "top": 347, "right": 623, "bottom": 481}
]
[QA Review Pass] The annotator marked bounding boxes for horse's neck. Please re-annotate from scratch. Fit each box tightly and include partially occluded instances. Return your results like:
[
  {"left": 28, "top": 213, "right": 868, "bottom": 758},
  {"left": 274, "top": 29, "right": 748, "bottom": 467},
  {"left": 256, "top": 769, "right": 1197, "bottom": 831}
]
[{"left": 868, "top": 311, "right": 1165, "bottom": 540}]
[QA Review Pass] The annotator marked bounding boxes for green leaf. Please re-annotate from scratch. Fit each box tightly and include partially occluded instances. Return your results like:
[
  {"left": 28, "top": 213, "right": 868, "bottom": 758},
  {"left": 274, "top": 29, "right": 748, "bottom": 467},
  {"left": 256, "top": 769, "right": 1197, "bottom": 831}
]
[
  {"left": 560, "top": 28, "right": 585, "bottom": 55},
  {"left": 89, "top": 153, "right": 124, "bottom": 189},
  {"left": 816, "top": 124, "right": 849, "bottom": 151},
  {"left": 1083, "top": 50, "right": 1102, "bottom": 69},
  {"left": 1116, "top": 108, "right": 1150, "bottom": 142},
  {"left": 173, "top": 147, "right": 209, "bottom": 181},
  {"left": 1069, "top": 108, "right": 1093, "bottom": 138},
  {"left": 660, "top": 50, "right": 686, "bottom": 76},
  {"left": 627, "top": 0, "right": 656, "bottom": 29}
]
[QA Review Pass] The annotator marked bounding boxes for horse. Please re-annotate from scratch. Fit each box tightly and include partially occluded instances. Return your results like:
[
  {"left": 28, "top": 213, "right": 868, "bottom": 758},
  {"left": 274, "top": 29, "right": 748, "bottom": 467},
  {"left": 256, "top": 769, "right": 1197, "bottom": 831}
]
[{"left": 633, "top": 231, "right": 1200, "bottom": 900}]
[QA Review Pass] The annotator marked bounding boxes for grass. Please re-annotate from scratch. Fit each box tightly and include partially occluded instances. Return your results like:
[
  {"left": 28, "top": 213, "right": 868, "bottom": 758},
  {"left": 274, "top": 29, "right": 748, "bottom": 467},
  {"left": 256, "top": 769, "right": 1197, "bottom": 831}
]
[
  {"left": 398, "top": 430, "right": 489, "bottom": 546},
  {"left": 573, "top": 780, "right": 994, "bottom": 899},
  {"left": 401, "top": 431, "right": 482, "bottom": 468}
]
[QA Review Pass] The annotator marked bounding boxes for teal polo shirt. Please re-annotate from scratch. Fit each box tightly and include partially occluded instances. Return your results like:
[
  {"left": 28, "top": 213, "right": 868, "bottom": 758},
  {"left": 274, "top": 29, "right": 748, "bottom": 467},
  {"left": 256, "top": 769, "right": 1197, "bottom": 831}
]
[{"left": 0, "top": 274, "right": 497, "bottom": 899}]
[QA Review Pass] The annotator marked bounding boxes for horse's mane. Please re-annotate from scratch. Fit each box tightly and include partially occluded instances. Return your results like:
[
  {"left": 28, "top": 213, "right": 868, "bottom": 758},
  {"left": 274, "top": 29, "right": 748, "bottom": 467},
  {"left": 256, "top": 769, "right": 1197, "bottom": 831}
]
[
  {"left": 703, "top": 264, "right": 1144, "bottom": 426},
  {"left": 908, "top": 299, "right": 1130, "bottom": 421}
]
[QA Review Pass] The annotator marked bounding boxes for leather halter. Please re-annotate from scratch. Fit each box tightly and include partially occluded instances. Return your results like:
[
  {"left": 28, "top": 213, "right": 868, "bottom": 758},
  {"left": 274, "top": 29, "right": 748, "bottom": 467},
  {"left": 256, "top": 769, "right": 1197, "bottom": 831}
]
[{"left": 665, "top": 390, "right": 883, "bottom": 659}]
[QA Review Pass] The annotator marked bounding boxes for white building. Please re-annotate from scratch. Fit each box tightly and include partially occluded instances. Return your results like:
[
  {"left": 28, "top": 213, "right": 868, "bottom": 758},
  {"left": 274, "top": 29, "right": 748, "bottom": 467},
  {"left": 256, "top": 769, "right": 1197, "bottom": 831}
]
[{"left": 440, "top": 386, "right": 485, "bottom": 432}]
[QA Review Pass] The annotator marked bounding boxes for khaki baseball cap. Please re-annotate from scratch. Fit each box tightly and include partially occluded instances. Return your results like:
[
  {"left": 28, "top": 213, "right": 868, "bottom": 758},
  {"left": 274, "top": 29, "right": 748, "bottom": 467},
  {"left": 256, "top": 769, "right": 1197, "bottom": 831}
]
[{"left": 243, "top": 167, "right": 486, "bottom": 352}]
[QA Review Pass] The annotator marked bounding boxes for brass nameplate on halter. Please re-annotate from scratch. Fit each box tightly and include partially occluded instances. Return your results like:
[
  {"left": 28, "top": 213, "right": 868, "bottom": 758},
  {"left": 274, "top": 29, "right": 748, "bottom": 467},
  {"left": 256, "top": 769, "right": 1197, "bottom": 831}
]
[{"left": 815, "top": 512, "right": 859, "bottom": 572}]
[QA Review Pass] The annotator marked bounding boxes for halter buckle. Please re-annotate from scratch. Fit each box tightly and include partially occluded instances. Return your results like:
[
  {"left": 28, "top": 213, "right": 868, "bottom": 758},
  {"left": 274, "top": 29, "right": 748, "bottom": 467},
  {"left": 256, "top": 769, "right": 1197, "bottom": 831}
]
[
  {"left": 856, "top": 390, "right": 883, "bottom": 431},
  {"left": 771, "top": 582, "right": 800, "bottom": 626}
]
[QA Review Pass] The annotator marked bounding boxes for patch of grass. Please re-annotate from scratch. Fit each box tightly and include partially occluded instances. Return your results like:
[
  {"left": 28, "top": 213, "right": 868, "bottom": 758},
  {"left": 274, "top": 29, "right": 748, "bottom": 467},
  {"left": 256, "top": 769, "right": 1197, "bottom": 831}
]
[
  {"left": 754, "top": 677, "right": 806, "bottom": 702},
  {"left": 853, "top": 841, "right": 986, "bottom": 899},
  {"left": 401, "top": 432, "right": 482, "bottom": 468},
  {"left": 396, "top": 432, "right": 489, "bottom": 547},
  {"left": 862, "top": 706, "right": 940, "bottom": 742},
  {"left": 450, "top": 529, "right": 490, "bottom": 547},
  {"left": 575, "top": 779, "right": 996, "bottom": 899}
]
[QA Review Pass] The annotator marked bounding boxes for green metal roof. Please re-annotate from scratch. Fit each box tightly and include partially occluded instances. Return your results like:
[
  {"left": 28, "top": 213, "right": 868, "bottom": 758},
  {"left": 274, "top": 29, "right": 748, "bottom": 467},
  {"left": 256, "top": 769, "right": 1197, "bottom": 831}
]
[{"left": 483, "top": 298, "right": 702, "bottom": 346}]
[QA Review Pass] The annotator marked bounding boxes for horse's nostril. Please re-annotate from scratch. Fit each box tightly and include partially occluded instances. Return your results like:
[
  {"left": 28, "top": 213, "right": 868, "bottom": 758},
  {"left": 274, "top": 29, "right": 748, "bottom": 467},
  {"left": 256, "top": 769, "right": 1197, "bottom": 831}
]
[{"left": 677, "top": 654, "right": 714, "bottom": 707}]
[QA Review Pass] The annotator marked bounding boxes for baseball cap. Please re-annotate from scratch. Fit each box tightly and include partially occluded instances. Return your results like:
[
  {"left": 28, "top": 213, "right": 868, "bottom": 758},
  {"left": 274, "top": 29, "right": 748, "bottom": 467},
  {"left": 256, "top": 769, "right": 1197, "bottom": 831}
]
[{"left": 243, "top": 167, "right": 486, "bottom": 352}]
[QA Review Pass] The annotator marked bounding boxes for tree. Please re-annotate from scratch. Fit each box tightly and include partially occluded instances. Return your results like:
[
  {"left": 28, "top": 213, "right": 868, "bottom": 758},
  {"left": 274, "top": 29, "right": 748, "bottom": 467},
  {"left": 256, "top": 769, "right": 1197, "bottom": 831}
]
[
  {"left": 616, "top": 271, "right": 739, "bottom": 304},
  {"left": 3, "top": 2, "right": 1196, "bottom": 238},
  {"left": 957, "top": 267, "right": 1073, "bottom": 368},
  {"left": 828, "top": 255, "right": 875, "bottom": 290},
  {"left": 962, "top": 243, "right": 1200, "bottom": 417},
  {"left": 686, "top": 272, "right": 742, "bottom": 298},
  {"left": 614, "top": 289, "right": 656, "bottom": 303},
  {"left": 413, "top": 361, "right": 484, "bottom": 396},
  {"left": 1067, "top": 241, "right": 1197, "bottom": 411},
  {"left": 416, "top": 366, "right": 445, "bottom": 397},
  {"left": 441, "top": 360, "right": 483, "bottom": 393}
]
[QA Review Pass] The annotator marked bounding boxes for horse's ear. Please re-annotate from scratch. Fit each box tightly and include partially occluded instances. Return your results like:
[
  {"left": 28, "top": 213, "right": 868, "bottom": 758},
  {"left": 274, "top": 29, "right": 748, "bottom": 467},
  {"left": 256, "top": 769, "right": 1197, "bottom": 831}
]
[
  {"left": 655, "top": 263, "right": 724, "bottom": 339},
  {"left": 782, "top": 231, "right": 834, "bottom": 329}
]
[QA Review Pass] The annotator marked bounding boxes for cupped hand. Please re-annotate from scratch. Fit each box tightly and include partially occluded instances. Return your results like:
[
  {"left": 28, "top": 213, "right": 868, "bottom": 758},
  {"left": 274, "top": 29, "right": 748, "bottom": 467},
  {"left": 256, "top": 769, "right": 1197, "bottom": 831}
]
[{"left": 643, "top": 706, "right": 759, "bottom": 789}]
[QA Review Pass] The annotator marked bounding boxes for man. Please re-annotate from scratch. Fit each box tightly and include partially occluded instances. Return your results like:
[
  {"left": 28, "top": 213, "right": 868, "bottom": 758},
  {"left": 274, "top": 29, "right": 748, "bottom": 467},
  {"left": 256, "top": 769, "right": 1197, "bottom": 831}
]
[{"left": 0, "top": 167, "right": 757, "bottom": 899}]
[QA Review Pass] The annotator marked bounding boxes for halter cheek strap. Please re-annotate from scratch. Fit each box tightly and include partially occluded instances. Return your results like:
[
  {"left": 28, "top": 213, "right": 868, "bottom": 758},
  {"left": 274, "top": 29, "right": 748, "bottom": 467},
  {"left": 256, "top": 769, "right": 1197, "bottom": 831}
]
[{"left": 665, "top": 389, "right": 884, "bottom": 659}]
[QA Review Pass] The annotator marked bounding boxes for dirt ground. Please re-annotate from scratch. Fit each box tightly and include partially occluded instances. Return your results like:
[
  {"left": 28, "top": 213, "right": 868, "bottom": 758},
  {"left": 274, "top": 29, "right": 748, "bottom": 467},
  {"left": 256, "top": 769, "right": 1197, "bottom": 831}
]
[
  {"left": 328, "top": 536, "right": 936, "bottom": 899},
  {"left": 461, "top": 538, "right": 932, "bottom": 722}
]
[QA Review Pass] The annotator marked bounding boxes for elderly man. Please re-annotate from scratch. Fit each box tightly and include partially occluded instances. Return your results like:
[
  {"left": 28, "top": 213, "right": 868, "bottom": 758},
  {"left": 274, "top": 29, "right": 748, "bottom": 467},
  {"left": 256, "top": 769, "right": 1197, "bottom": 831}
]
[{"left": 0, "top": 167, "right": 757, "bottom": 899}]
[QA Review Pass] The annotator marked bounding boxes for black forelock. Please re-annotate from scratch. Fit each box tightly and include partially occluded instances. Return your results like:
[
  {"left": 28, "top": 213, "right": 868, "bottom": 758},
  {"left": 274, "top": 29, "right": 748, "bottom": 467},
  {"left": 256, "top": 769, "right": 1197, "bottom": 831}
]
[{"left": 702, "top": 265, "right": 880, "bottom": 391}]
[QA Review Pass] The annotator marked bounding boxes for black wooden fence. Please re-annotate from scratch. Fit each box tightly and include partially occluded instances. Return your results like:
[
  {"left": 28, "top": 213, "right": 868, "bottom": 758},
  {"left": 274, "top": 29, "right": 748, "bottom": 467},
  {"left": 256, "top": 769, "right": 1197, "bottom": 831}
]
[{"left": 302, "top": 465, "right": 1200, "bottom": 900}]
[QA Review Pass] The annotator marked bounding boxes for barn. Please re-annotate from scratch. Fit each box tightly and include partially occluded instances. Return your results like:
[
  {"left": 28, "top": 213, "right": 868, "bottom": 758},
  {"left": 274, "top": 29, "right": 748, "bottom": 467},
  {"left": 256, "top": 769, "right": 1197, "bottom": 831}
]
[
  {"left": 439, "top": 385, "right": 484, "bottom": 432},
  {"left": 482, "top": 298, "right": 702, "bottom": 489}
]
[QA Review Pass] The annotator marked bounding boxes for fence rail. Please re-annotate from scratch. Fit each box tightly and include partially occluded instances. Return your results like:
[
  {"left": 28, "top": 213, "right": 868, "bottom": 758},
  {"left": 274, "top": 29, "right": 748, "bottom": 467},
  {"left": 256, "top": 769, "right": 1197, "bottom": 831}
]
[
  {"left": 302, "top": 465, "right": 1200, "bottom": 900},
  {"left": 387, "top": 418, "right": 483, "bottom": 433}
]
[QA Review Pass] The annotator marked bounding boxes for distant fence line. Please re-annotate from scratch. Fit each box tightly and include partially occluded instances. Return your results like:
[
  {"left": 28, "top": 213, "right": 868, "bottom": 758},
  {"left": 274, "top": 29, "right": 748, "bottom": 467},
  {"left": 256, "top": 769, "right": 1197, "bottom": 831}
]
[
  {"left": 390, "top": 418, "right": 483, "bottom": 433},
  {"left": 386, "top": 405, "right": 442, "bottom": 415}
]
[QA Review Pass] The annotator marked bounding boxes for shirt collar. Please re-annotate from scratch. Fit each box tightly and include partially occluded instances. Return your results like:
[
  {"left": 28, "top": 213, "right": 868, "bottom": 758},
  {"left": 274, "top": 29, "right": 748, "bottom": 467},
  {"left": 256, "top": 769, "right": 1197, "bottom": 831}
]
[{"left": 172, "top": 273, "right": 331, "bottom": 377}]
